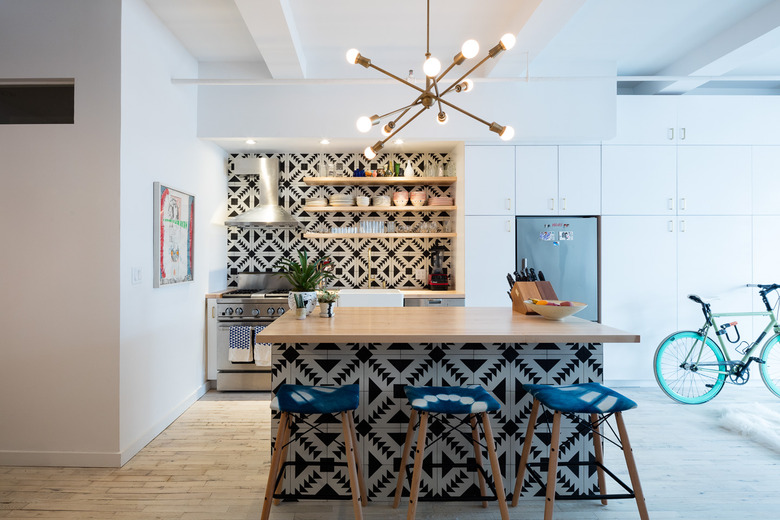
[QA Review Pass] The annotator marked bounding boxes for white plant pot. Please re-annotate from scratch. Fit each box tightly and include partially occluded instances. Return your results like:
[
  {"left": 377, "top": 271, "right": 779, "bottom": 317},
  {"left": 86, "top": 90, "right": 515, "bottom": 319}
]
[
  {"left": 288, "top": 291, "right": 318, "bottom": 315},
  {"left": 319, "top": 301, "right": 336, "bottom": 317},
  {"left": 295, "top": 307, "right": 307, "bottom": 320}
]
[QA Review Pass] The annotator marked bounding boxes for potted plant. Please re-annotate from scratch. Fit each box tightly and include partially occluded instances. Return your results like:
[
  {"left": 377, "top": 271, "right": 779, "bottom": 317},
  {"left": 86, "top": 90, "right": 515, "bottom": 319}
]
[
  {"left": 317, "top": 289, "right": 339, "bottom": 318},
  {"left": 276, "top": 250, "right": 334, "bottom": 315}
]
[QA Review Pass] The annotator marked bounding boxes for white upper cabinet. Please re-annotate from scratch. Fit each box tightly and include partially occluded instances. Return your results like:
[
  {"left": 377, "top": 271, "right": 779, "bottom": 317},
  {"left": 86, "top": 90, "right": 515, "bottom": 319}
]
[
  {"left": 601, "top": 145, "right": 677, "bottom": 215},
  {"left": 515, "top": 146, "right": 557, "bottom": 214},
  {"left": 753, "top": 147, "right": 780, "bottom": 215},
  {"left": 676, "top": 146, "right": 751, "bottom": 215},
  {"left": 676, "top": 97, "right": 757, "bottom": 145},
  {"left": 515, "top": 145, "right": 600, "bottom": 215},
  {"left": 464, "top": 146, "right": 515, "bottom": 215},
  {"left": 558, "top": 146, "right": 601, "bottom": 215},
  {"left": 607, "top": 96, "right": 679, "bottom": 145}
]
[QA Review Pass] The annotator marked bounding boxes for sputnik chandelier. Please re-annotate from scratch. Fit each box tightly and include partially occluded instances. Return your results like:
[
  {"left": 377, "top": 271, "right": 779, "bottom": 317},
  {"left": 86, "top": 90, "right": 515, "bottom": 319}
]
[{"left": 347, "top": 0, "right": 516, "bottom": 159}]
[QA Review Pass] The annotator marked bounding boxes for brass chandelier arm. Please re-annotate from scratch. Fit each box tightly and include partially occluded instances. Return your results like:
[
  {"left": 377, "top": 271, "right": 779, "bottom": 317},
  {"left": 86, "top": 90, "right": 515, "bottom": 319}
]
[
  {"left": 377, "top": 106, "right": 428, "bottom": 148},
  {"left": 377, "top": 100, "right": 423, "bottom": 122},
  {"left": 439, "top": 53, "right": 494, "bottom": 97},
  {"left": 435, "top": 95, "right": 491, "bottom": 127}
]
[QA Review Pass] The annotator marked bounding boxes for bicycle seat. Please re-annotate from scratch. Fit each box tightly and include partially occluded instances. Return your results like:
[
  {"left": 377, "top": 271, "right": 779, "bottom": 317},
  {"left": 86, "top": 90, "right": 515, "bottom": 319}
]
[{"left": 688, "top": 294, "right": 705, "bottom": 305}]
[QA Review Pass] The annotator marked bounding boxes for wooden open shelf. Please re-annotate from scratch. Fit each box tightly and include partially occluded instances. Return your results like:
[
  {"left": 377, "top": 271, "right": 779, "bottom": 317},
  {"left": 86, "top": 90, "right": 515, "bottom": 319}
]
[
  {"left": 301, "top": 205, "right": 456, "bottom": 213},
  {"left": 304, "top": 232, "right": 456, "bottom": 239},
  {"left": 302, "top": 176, "right": 456, "bottom": 186}
]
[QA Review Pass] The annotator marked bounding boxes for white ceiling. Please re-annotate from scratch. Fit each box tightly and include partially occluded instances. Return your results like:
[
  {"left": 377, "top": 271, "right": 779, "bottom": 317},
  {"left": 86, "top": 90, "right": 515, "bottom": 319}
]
[{"left": 143, "top": 0, "right": 780, "bottom": 150}]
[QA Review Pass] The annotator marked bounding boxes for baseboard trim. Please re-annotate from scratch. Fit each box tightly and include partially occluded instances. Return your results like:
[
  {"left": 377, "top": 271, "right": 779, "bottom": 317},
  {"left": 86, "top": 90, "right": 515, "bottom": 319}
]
[
  {"left": 0, "top": 382, "right": 209, "bottom": 468},
  {"left": 119, "top": 382, "right": 209, "bottom": 466}
]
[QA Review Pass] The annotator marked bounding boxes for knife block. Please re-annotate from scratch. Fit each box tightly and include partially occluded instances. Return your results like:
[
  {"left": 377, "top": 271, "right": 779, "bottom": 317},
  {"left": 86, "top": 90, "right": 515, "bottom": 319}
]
[{"left": 511, "top": 281, "right": 559, "bottom": 314}]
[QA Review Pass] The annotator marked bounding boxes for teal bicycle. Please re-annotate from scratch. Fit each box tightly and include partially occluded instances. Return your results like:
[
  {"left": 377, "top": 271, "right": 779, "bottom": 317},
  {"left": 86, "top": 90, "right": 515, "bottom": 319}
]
[{"left": 654, "top": 283, "right": 780, "bottom": 404}]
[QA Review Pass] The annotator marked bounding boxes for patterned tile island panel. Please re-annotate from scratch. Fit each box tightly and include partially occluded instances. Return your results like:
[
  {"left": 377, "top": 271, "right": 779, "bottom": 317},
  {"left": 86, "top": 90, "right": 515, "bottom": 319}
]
[
  {"left": 227, "top": 152, "right": 454, "bottom": 289},
  {"left": 270, "top": 341, "right": 603, "bottom": 502}
]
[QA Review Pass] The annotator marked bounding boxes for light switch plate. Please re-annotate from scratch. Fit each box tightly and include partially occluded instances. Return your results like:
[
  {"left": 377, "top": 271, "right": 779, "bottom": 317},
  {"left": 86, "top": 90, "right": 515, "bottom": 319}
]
[{"left": 131, "top": 267, "right": 143, "bottom": 285}]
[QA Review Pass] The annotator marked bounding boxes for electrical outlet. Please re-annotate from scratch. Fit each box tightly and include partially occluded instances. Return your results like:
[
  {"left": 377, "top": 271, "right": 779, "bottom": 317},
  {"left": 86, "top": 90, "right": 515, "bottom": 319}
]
[
  {"left": 415, "top": 269, "right": 426, "bottom": 283},
  {"left": 131, "top": 267, "right": 143, "bottom": 285}
]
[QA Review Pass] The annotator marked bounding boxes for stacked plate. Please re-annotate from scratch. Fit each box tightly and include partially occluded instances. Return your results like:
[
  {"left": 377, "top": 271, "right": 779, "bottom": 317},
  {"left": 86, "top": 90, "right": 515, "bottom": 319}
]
[
  {"left": 428, "top": 196, "right": 453, "bottom": 206},
  {"left": 307, "top": 197, "right": 327, "bottom": 207},
  {"left": 329, "top": 194, "right": 355, "bottom": 206}
]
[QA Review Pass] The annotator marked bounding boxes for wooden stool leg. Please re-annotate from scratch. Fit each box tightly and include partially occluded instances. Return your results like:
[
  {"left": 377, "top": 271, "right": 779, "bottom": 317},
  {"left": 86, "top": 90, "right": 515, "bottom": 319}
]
[
  {"left": 393, "top": 409, "right": 418, "bottom": 509},
  {"left": 512, "top": 398, "right": 540, "bottom": 507},
  {"left": 481, "top": 412, "right": 510, "bottom": 520},
  {"left": 272, "top": 412, "right": 293, "bottom": 506},
  {"left": 261, "top": 412, "right": 289, "bottom": 520},
  {"left": 341, "top": 412, "right": 364, "bottom": 520},
  {"left": 544, "top": 411, "right": 562, "bottom": 520},
  {"left": 407, "top": 411, "right": 429, "bottom": 520},
  {"left": 590, "top": 413, "right": 608, "bottom": 505},
  {"left": 347, "top": 411, "right": 368, "bottom": 506},
  {"left": 469, "top": 414, "right": 488, "bottom": 508},
  {"left": 615, "top": 412, "right": 650, "bottom": 520}
]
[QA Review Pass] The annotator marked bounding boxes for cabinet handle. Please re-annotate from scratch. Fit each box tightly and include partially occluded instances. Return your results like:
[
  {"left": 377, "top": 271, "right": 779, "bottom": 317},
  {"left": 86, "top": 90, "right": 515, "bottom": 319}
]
[
  {"left": 668, "top": 198, "right": 674, "bottom": 211},
  {"left": 680, "top": 197, "right": 686, "bottom": 211},
  {"left": 561, "top": 197, "right": 567, "bottom": 211},
  {"left": 506, "top": 219, "right": 512, "bottom": 232},
  {"left": 211, "top": 307, "right": 215, "bottom": 318},
  {"left": 680, "top": 219, "right": 686, "bottom": 232},
  {"left": 668, "top": 220, "right": 674, "bottom": 232},
  {"left": 668, "top": 128, "right": 674, "bottom": 140},
  {"left": 550, "top": 198, "right": 555, "bottom": 211},
  {"left": 680, "top": 127, "right": 686, "bottom": 140},
  {"left": 505, "top": 198, "right": 511, "bottom": 211}
]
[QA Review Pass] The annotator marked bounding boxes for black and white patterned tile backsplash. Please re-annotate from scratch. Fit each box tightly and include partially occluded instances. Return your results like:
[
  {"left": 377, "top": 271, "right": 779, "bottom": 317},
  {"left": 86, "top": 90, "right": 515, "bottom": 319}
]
[{"left": 227, "top": 152, "right": 453, "bottom": 288}]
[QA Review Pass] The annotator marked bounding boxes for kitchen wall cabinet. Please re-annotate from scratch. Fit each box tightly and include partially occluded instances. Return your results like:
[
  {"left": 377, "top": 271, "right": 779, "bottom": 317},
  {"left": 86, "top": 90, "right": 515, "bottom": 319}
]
[
  {"left": 464, "top": 215, "right": 514, "bottom": 307},
  {"left": 677, "top": 146, "right": 751, "bottom": 215},
  {"left": 753, "top": 147, "right": 780, "bottom": 215},
  {"left": 464, "top": 146, "right": 514, "bottom": 215},
  {"left": 515, "top": 146, "right": 600, "bottom": 215},
  {"left": 601, "top": 145, "right": 677, "bottom": 215}
]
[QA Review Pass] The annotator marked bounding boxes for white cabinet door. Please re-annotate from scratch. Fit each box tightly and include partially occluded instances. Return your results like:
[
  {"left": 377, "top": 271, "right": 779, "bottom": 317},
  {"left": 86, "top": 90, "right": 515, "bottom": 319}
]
[
  {"left": 753, "top": 147, "right": 780, "bottom": 215},
  {"left": 515, "top": 146, "right": 558, "bottom": 215},
  {"left": 601, "top": 145, "right": 677, "bottom": 215},
  {"left": 677, "top": 146, "right": 751, "bottom": 215},
  {"left": 464, "top": 146, "right": 515, "bottom": 215},
  {"left": 601, "top": 217, "right": 678, "bottom": 384},
  {"left": 465, "top": 216, "right": 515, "bottom": 307},
  {"left": 206, "top": 298, "right": 218, "bottom": 380},
  {"left": 607, "top": 96, "right": 678, "bottom": 145},
  {"left": 676, "top": 97, "right": 756, "bottom": 145},
  {"left": 752, "top": 217, "right": 780, "bottom": 312},
  {"left": 558, "top": 145, "right": 601, "bottom": 215},
  {"left": 676, "top": 216, "right": 753, "bottom": 334}
]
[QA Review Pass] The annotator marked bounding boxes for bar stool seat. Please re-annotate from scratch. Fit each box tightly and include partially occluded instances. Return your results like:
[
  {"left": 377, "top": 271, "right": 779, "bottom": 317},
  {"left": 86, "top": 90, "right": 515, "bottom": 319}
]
[
  {"left": 262, "top": 384, "right": 366, "bottom": 520},
  {"left": 394, "top": 385, "right": 509, "bottom": 520},
  {"left": 512, "top": 382, "right": 649, "bottom": 520}
]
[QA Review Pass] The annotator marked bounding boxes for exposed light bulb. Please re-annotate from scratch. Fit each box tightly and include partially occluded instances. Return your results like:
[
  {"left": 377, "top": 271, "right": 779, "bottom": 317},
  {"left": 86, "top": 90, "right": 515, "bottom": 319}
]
[
  {"left": 500, "top": 125, "right": 515, "bottom": 141},
  {"left": 381, "top": 124, "right": 393, "bottom": 137},
  {"left": 461, "top": 40, "right": 479, "bottom": 59},
  {"left": 437, "top": 112, "right": 448, "bottom": 125},
  {"left": 364, "top": 146, "right": 376, "bottom": 160},
  {"left": 455, "top": 79, "right": 474, "bottom": 93},
  {"left": 500, "top": 33, "right": 516, "bottom": 50},
  {"left": 423, "top": 57, "right": 441, "bottom": 77},
  {"left": 356, "top": 116, "right": 373, "bottom": 133},
  {"left": 346, "top": 48, "right": 360, "bottom": 64}
]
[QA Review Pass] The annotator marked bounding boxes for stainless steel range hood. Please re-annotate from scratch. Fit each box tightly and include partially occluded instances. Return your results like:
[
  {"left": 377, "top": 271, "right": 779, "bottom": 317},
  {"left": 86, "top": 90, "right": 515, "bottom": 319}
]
[{"left": 224, "top": 157, "right": 301, "bottom": 228}]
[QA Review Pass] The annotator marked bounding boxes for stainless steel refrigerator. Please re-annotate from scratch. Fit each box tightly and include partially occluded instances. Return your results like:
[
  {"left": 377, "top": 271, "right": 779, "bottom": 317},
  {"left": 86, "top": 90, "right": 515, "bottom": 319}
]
[{"left": 515, "top": 216, "right": 599, "bottom": 321}]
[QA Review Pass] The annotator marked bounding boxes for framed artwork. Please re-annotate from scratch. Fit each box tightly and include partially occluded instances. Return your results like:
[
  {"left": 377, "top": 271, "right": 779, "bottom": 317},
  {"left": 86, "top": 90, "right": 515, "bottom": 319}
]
[{"left": 154, "top": 182, "right": 194, "bottom": 287}]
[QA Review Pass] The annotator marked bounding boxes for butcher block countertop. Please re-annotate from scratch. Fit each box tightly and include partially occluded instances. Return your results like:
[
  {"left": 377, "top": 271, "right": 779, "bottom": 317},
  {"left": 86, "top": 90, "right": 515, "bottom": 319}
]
[{"left": 256, "top": 307, "right": 639, "bottom": 344}]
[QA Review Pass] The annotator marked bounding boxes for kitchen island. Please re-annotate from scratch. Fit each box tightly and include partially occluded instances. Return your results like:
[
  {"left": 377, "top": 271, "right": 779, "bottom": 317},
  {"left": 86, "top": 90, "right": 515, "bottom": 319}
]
[{"left": 257, "top": 307, "right": 638, "bottom": 502}]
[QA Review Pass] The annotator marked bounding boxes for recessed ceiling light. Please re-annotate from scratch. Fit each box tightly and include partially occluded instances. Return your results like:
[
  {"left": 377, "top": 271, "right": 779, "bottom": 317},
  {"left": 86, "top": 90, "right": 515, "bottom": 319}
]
[
  {"left": 320, "top": 138, "right": 330, "bottom": 145},
  {"left": 394, "top": 139, "right": 404, "bottom": 145},
  {"left": 245, "top": 139, "right": 256, "bottom": 145}
]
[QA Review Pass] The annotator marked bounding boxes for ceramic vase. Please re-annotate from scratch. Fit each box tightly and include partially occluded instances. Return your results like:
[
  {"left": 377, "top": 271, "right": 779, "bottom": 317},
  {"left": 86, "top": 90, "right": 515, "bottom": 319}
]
[
  {"left": 319, "top": 302, "right": 335, "bottom": 318},
  {"left": 295, "top": 307, "right": 307, "bottom": 320},
  {"left": 288, "top": 291, "right": 317, "bottom": 315}
]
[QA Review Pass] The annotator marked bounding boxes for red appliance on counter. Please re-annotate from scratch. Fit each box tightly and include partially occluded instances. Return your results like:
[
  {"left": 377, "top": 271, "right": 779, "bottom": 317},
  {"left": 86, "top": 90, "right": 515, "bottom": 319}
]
[{"left": 428, "top": 245, "right": 449, "bottom": 291}]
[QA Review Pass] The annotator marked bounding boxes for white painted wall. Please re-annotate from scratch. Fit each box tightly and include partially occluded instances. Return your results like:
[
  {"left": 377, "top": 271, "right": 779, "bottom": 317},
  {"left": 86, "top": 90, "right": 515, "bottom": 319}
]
[
  {"left": 119, "top": 0, "right": 226, "bottom": 463},
  {"left": 0, "top": 0, "right": 122, "bottom": 465}
]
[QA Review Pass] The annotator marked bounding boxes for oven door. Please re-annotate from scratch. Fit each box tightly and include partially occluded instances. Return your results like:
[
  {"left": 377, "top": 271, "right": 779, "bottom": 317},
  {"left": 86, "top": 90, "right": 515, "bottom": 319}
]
[{"left": 216, "top": 319, "right": 275, "bottom": 372}]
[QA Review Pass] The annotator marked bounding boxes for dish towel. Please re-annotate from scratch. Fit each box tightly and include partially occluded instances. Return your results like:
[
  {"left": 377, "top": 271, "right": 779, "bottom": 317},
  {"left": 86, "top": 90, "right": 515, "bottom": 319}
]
[
  {"left": 228, "top": 325, "right": 254, "bottom": 362},
  {"left": 254, "top": 326, "right": 272, "bottom": 367}
]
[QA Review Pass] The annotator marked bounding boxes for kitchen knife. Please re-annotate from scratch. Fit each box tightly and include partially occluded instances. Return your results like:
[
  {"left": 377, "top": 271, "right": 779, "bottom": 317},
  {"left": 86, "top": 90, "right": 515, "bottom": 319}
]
[
  {"left": 507, "top": 273, "right": 516, "bottom": 289},
  {"left": 538, "top": 270, "right": 545, "bottom": 281},
  {"left": 507, "top": 290, "right": 513, "bottom": 301},
  {"left": 529, "top": 268, "right": 537, "bottom": 281},
  {"left": 514, "top": 270, "right": 522, "bottom": 282}
]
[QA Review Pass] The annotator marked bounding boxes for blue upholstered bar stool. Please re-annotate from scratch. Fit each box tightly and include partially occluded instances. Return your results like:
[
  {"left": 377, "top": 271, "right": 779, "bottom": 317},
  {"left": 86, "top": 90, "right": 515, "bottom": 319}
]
[
  {"left": 393, "top": 385, "right": 509, "bottom": 520},
  {"left": 261, "top": 384, "right": 367, "bottom": 520},
  {"left": 512, "top": 383, "right": 649, "bottom": 520}
]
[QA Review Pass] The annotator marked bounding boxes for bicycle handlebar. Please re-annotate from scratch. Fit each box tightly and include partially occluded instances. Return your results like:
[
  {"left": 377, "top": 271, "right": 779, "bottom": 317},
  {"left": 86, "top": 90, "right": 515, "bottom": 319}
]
[{"left": 746, "top": 283, "right": 780, "bottom": 293}]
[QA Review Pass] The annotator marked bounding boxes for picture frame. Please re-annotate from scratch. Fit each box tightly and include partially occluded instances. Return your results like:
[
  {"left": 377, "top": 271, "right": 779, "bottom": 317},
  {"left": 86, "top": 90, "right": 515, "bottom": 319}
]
[{"left": 153, "top": 182, "right": 194, "bottom": 287}]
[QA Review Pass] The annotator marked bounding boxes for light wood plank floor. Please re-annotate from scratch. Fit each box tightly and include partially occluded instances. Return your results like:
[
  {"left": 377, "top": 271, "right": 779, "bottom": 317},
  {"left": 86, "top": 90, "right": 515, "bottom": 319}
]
[{"left": 2, "top": 382, "right": 780, "bottom": 519}]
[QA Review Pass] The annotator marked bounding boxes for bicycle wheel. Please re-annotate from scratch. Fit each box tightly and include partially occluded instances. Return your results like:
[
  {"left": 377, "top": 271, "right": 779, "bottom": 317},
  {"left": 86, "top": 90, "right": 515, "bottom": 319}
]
[
  {"left": 759, "top": 334, "right": 780, "bottom": 398},
  {"left": 654, "top": 331, "right": 726, "bottom": 404}
]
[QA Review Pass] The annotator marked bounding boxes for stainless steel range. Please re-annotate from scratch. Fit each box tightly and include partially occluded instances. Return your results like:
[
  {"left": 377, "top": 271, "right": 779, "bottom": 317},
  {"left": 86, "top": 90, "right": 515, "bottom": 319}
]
[{"left": 216, "top": 272, "right": 292, "bottom": 391}]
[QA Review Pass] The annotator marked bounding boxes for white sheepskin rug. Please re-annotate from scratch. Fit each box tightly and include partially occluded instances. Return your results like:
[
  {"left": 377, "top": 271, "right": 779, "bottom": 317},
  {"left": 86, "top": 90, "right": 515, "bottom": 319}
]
[{"left": 718, "top": 403, "right": 780, "bottom": 453}]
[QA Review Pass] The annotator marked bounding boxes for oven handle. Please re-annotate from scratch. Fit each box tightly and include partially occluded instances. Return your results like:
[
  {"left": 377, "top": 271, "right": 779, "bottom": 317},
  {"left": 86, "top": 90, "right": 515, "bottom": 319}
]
[{"left": 217, "top": 320, "right": 275, "bottom": 330}]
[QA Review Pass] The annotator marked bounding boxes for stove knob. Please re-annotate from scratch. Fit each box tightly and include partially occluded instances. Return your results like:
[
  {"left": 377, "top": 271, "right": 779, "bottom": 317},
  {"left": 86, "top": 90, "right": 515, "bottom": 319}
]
[
  {"left": 267, "top": 307, "right": 276, "bottom": 316},
  {"left": 252, "top": 309, "right": 260, "bottom": 317},
  {"left": 224, "top": 308, "right": 233, "bottom": 315},
  {"left": 235, "top": 308, "right": 243, "bottom": 315},
  {"left": 277, "top": 307, "right": 285, "bottom": 315}
]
